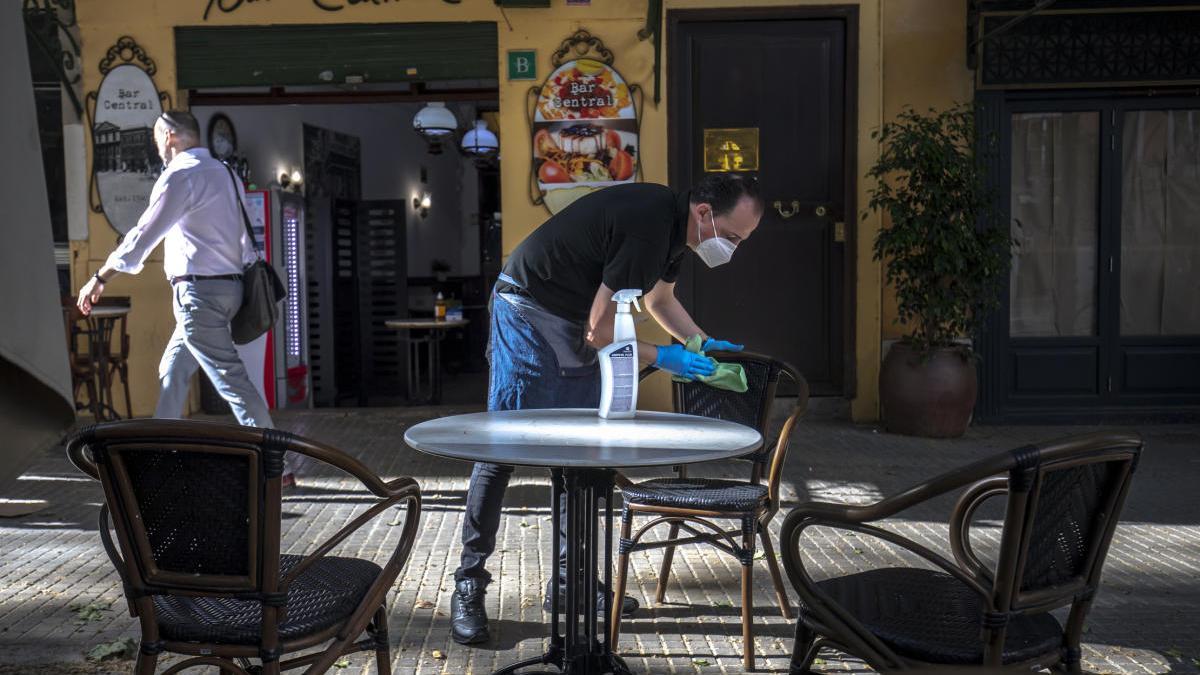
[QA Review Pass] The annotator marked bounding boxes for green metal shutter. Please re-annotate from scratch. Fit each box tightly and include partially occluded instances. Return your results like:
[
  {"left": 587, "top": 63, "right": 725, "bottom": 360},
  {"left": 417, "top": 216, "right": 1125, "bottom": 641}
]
[{"left": 175, "top": 22, "right": 498, "bottom": 89}]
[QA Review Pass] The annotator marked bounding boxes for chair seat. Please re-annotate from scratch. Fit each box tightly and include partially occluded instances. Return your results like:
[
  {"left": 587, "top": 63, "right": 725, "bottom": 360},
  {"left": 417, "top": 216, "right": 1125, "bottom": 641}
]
[
  {"left": 802, "top": 568, "right": 1063, "bottom": 665},
  {"left": 154, "top": 554, "right": 382, "bottom": 645},
  {"left": 622, "top": 478, "right": 768, "bottom": 512}
]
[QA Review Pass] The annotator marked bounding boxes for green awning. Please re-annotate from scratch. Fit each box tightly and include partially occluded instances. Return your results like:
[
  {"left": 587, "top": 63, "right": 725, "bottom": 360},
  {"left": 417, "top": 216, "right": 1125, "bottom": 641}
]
[{"left": 175, "top": 22, "right": 498, "bottom": 89}]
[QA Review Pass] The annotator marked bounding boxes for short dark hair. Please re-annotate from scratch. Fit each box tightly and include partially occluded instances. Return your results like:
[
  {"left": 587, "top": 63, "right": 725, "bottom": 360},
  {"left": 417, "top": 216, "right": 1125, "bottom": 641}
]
[
  {"left": 690, "top": 173, "right": 763, "bottom": 216},
  {"left": 158, "top": 110, "right": 201, "bottom": 141}
]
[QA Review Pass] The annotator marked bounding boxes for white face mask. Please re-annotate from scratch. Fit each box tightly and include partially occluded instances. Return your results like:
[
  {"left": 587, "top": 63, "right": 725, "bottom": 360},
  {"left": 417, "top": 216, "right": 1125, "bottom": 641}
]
[{"left": 693, "top": 211, "right": 737, "bottom": 268}]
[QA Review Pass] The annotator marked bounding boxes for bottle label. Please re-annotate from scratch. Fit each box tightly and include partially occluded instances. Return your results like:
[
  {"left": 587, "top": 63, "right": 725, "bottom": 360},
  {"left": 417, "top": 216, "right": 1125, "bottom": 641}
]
[{"left": 609, "top": 343, "right": 635, "bottom": 412}]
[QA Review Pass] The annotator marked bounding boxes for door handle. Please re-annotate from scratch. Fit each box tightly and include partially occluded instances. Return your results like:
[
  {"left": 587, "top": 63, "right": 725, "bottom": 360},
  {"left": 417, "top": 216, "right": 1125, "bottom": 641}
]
[{"left": 773, "top": 200, "right": 800, "bottom": 219}]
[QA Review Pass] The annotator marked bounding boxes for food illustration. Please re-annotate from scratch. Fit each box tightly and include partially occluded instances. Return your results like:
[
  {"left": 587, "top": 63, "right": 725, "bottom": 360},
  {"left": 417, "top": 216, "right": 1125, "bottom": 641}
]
[
  {"left": 532, "top": 55, "right": 639, "bottom": 213},
  {"left": 534, "top": 123, "right": 637, "bottom": 185}
]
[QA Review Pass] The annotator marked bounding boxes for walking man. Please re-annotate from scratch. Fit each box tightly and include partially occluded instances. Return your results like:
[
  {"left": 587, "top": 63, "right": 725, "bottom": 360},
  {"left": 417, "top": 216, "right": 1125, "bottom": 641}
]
[
  {"left": 76, "top": 110, "right": 273, "bottom": 433},
  {"left": 451, "top": 173, "right": 764, "bottom": 644}
]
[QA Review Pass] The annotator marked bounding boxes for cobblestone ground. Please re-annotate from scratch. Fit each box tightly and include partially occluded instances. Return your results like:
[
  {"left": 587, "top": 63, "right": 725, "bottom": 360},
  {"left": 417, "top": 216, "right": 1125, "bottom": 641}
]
[{"left": 0, "top": 401, "right": 1196, "bottom": 675}]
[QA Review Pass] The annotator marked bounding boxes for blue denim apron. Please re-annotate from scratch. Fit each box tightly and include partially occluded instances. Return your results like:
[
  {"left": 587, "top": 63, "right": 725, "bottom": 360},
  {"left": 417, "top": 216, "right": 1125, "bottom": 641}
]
[{"left": 487, "top": 273, "right": 600, "bottom": 411}]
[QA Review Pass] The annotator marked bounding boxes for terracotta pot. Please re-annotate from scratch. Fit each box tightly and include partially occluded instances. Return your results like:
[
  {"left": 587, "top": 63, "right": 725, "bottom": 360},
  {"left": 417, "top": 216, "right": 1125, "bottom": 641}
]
[{"left": 879, "top": 341, "right": 977, "bottom": 438}]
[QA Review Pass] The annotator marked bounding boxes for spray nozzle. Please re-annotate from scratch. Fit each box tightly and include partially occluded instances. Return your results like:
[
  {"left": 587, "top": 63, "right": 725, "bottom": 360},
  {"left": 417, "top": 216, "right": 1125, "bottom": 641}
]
[{"left": 612, "top": 288, "right": 642, "bottom": 313}]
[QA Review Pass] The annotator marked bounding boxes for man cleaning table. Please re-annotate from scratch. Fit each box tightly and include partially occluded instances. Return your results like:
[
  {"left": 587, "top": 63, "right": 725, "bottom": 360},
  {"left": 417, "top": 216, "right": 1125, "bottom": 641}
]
[{"left": 451, "top": 173, "right": 765, "bottom": 645}]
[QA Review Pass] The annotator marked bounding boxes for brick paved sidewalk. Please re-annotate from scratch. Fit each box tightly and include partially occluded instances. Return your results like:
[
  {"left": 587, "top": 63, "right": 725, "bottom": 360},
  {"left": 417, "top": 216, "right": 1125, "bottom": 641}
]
[{"left": 0, "top": 403, "right": 1196, "bottom": 674}]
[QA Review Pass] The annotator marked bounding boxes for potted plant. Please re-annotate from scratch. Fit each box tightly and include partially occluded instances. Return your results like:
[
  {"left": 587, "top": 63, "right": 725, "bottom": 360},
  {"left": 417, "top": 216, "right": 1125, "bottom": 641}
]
[{"left": 867, "top": 103, "right": 1012, "bottom": 438}]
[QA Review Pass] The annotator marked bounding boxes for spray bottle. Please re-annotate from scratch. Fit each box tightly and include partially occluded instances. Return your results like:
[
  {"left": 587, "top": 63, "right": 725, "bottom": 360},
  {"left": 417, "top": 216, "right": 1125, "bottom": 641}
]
[{"left": 598, "top": 289, "right": 642, "bottom": 419}]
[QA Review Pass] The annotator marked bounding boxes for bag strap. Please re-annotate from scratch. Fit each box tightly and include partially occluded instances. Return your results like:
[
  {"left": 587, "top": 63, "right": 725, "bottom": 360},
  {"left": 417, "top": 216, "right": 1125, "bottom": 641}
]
[{"left": 224, "top": 162, "right": 263, "bottom": 259}]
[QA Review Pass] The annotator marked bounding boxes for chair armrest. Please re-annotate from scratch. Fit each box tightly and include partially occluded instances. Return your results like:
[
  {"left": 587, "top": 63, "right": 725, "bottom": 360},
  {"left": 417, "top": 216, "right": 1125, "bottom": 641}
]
[
  {"left": 65, "top": 428, "right": 100, "bottom": 480},
  {"left": 281, "top": 484, "right": 421, "bottom": 589},
  {"left": 97, "top": 505, "right": 139, "bottom": 617},
  {"left": 779, "top": 507, "right": 995, "bottom": 612},
  {"left": 782, "top": 447, "right": 1020, "bottom": 526},
  {"left": 949, "top": 477, "right": 1008, "bottom": 586}
]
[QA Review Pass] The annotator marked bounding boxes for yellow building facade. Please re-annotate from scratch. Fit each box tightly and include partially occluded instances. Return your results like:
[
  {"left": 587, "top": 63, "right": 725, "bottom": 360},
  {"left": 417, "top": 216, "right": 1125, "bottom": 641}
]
[{"left": 70, "top": 0, "right": 972, "bottom": 420}]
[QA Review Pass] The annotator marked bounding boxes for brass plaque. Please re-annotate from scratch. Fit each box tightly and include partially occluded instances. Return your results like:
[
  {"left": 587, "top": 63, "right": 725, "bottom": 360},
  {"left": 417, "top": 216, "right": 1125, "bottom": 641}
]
[{"left": 703, "top": 128, "right": 759, "bottom": 172}]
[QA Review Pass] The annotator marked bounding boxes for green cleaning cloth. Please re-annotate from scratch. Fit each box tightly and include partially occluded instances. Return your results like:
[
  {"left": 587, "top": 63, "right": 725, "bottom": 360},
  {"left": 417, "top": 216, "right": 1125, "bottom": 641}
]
[{"left": 669, "top": 335, "right": 748, "bottom": 392}]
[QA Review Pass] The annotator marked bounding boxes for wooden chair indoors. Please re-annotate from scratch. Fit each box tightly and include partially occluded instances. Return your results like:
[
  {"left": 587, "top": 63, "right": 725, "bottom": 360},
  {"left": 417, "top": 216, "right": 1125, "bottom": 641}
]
[
  {"left": 66, "top": 419, "right": 422, "bottom": 674},
  {"left": 612, "top": 352, "right": 809, "bottom": 670},
  {"left": 779, "top": 432, "right": 1143, "bottom": 674}
]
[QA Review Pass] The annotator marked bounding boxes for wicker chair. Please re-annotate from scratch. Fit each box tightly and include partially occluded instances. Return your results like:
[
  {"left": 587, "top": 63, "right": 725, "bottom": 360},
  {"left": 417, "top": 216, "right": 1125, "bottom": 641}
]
[
  {"left": 65, "top": 419, "right": 422, "bottom": 675},
  {"left": 780, "top": 432, "right": 1143, "bottom": 674},
  {"left": 611, "top": 352, "right": 809, "bottom": 670}
]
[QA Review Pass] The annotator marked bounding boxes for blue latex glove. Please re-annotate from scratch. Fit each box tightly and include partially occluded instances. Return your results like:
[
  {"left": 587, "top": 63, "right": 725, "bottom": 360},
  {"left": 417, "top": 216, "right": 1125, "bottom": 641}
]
[
  {"left": 701, "top": 337, "right": 744, "bottom": 353},
  {"left": 655, "top": 344, "right": 717, "bottom": 380}
]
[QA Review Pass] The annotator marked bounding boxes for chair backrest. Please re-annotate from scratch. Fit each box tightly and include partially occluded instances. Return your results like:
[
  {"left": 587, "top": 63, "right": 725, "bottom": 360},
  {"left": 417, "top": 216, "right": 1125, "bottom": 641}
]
[
  {"left": 672, "top": 352, "right": 808, "bottom": 495},
  {"left": 955, "top": 433, "right": 1141, "bottom": 626},
  {"left": 67, "top": 420, "right": 287, "bottom": 596}
]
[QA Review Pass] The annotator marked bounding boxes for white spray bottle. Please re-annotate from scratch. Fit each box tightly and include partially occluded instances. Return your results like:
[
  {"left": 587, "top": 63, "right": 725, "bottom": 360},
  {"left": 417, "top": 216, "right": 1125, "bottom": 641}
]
[{"left": 598, "top": 289, "right": 642, "bottom": 419}]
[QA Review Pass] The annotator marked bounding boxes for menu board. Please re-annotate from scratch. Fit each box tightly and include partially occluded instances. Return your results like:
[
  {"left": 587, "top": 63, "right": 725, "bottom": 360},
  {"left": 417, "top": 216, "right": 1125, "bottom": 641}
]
[{"left": 533, "top": 58, "right": 639, "bottom": 214}]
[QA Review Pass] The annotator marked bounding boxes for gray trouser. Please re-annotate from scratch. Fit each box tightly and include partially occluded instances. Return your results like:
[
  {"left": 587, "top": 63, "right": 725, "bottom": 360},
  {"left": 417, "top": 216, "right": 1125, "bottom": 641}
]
[{"left": 154, "top": 278, "right": 273, "bottom": 429}]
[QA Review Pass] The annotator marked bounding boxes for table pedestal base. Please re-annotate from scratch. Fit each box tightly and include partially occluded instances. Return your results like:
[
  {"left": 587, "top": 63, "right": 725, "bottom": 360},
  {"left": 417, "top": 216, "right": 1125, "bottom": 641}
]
[{"left": 491, "top": 468, "right": 631, "bottom": 675}]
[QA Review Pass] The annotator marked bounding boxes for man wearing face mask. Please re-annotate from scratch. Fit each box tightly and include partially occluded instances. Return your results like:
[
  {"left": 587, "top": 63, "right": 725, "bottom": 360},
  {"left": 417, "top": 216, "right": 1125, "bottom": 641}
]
[
  {"left": 450, "top": 173, "right": 764, "bottom": 645},
  {"left": 75, "top": 111, "right": 277, "bottom": 446}
]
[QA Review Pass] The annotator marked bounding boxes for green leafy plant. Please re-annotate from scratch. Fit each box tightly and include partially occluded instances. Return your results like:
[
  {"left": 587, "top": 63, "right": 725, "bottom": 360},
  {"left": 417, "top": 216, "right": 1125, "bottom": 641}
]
[{"left": 867, "top": 103, "right": 1012, "bottom": 354}]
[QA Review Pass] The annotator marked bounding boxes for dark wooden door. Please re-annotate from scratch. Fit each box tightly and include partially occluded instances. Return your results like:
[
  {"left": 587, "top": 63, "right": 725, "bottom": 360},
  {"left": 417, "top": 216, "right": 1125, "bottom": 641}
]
[
  {"left": 978, "top": 92, "right": 1200, "bottom": 421},
  {"left": 670, "top": 11, "right": 853, "bottom": 395}
]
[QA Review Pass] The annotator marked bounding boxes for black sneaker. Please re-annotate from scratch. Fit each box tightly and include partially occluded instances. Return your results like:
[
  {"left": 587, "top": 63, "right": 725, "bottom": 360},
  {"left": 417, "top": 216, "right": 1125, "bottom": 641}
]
[
  {"left": 542, "top": 579, "right": 639, "bottom": 617},
  {"left": 450, "top": 578, "right": 489, "bottom": 645}
]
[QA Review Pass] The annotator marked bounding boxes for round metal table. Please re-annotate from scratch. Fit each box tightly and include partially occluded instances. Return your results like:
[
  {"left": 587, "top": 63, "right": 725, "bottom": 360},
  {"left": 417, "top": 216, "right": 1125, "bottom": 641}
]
[
  {"left": 385, "top": 317, "right": 469, "bottom": 405},
  {"left": 404, "top": 409, "right": 762, "bottom": 675}
]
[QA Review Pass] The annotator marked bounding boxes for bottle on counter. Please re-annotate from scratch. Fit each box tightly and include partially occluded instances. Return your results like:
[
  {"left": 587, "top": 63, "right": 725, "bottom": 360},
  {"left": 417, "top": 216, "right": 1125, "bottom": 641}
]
[{"left": 435, "top": 291, "right": 447, "bottom": 321}]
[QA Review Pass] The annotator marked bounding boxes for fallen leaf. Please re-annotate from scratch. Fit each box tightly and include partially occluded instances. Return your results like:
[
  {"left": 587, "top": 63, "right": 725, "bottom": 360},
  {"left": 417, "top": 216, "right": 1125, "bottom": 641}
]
[
  {"left": 692, "top": 658, "right": 710, "bottom": 666},
  {"left": 1165, "top": 648, "right": 1183, "bottom": 658},
  {"left": 712, "top": 600, "right": 733, "bottom": 608},
  {"left": 86, "top": 637, "right": 136, "bottom": 661},
  {"left": 521, "top": 597, "right": 536, "bottom": 609},
  {"left": 431, "top": 649, "right": 446, "bottom": 660},
  {"left": 70, "top": 602, "right": 110, "bottom": 623},
  {"left": 333, "top": 658, "right": 351, "bottom": 668},
  {"left": 813, "top": 657, "right": 826, "bottom": 665},
  {"left": 415, "top": 599, "right": 435, "bottom": 609}
]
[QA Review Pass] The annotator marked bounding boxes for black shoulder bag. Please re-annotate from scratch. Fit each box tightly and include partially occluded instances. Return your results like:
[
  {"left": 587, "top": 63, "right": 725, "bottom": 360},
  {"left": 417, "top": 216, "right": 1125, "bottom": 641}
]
[{"left": 225, "top": 164, "right": 286, "bottom": 345}]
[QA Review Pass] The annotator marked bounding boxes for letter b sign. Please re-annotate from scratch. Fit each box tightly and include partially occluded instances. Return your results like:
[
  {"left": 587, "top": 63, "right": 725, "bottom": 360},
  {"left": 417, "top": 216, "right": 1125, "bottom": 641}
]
[{"left": 507, "top": 50, "right": 537, "bottom": 81}]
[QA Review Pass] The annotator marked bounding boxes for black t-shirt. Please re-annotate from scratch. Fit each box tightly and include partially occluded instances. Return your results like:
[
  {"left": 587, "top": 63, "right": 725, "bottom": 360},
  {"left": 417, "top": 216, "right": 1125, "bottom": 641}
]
[{"left": 501, "top": 183, "right": 690, "bottom": 323}]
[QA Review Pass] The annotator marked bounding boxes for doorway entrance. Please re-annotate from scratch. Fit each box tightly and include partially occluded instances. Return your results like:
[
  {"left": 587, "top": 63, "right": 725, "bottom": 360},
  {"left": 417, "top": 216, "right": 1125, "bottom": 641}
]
[
  {"left": 981, "top": 92, "right": 1200, "bottom": 420},
  {"left": 668, "top": 7, "right": 858, "bottom": 396}
]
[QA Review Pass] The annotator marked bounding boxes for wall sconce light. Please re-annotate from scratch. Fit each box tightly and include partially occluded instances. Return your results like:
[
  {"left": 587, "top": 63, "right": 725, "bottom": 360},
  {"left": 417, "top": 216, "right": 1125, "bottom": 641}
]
[
  {"left": 279, "top": 169, "right": 303, "bottom": 192},
  {"left": 413, "top": 191, "right": 432, "bottom": 217},
  {"left": 413, "top": 102, "right": 458, "bottom": 155}
]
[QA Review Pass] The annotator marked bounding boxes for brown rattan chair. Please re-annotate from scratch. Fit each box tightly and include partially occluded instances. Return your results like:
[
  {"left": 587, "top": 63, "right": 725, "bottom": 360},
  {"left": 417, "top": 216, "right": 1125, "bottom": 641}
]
[
  {"left": 611, "top": 352, "right": 809, "bottom": 670},
  {"left": 779, "top": 432, "right": 1143, "bottom": 674},
  {"left": 65, "top": 419, "right": 422, "bottom": 675}
]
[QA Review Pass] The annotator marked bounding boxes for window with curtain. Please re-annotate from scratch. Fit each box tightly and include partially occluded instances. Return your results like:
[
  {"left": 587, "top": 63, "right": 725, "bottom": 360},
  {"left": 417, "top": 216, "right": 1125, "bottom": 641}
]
[
  {"left": 1121, "top": 110, "right": 1200, "bottom": 336},
  {"left": 1009, "top": 112, "right": 1101, "bottom": 338}
]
